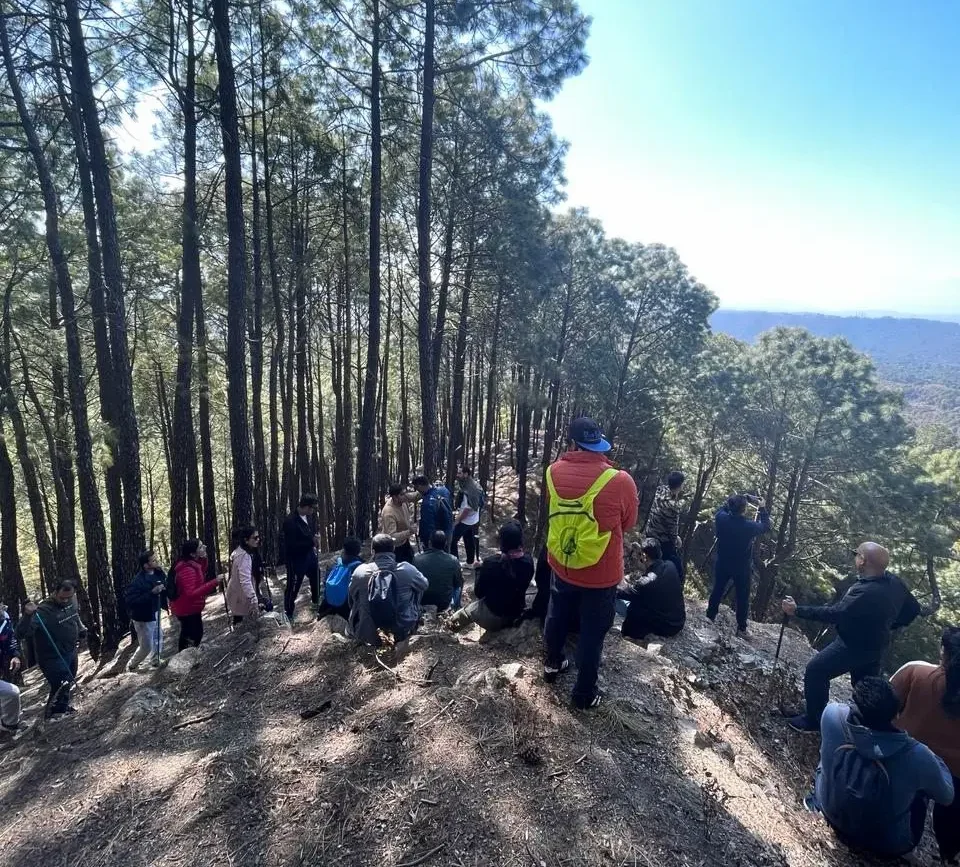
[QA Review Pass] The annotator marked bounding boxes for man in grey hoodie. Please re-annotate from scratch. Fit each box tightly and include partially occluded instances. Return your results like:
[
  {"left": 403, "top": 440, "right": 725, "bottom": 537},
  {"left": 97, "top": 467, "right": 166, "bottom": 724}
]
[
  {"left": 347, "top": 534, "right": 428, "bottom": 647},
  {"left": 813, "top": 676, "right": 954, "bottom": 859}
]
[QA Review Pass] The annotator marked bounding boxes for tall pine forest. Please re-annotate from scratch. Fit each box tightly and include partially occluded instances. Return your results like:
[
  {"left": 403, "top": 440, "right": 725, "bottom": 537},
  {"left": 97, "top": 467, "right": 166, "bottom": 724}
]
[{"left": 0, "top": 0, "right": 957, "bottom": 661}]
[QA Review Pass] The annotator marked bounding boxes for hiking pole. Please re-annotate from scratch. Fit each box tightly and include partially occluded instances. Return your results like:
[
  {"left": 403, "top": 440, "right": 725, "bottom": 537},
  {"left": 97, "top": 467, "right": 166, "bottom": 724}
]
[
  {"left": 33, "top": 611, "right": 83, "bottom": 711},
  {"left": 773, "top": 614, "right": 788, "bottom": 671},
  {"left": 155, "top": 593, "right": 163, "bottom": 667}
]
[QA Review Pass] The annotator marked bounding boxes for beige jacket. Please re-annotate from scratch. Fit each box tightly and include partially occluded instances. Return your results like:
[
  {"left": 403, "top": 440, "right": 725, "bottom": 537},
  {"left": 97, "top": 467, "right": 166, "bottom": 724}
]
[
  {"left": 380, "top": 499, "right": 413, "bottom": 544},
  {"left": 225, "top": 548, "right": 259, "bottom": 617}
]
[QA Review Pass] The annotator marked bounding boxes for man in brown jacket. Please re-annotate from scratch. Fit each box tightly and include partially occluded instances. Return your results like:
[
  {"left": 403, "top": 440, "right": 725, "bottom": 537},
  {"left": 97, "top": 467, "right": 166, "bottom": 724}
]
[{"left": 380, "top": 483, "right": 416, "bottom": 563}]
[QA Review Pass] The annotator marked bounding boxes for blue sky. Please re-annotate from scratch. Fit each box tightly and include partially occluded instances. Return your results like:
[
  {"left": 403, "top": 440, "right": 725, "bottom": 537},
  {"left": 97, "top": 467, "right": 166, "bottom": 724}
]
[{"left": 546, "top": 0, "right": 960, "bottom": 316}]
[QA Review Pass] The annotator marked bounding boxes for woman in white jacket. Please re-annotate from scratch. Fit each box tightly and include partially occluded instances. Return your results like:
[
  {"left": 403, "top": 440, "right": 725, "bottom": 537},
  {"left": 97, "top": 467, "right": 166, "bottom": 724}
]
[{"left": 226, "top": 527, "right": 262, "bottom": 625}]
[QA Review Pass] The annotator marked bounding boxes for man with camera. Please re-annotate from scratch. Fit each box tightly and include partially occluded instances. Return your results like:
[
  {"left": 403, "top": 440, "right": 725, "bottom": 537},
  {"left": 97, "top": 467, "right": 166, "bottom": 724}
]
[{"left": 706, "top": 493, "right": 771, "bottom": 637}]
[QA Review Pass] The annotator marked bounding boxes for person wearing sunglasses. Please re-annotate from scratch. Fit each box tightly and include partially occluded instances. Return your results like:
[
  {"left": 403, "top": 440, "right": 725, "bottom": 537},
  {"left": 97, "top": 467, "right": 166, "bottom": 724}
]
[
  {"left": 226, "top": 527, "right": 263, "bottom": 626},
  {"left": 782, "top": 542, "right": 922, "bottom": 733}
]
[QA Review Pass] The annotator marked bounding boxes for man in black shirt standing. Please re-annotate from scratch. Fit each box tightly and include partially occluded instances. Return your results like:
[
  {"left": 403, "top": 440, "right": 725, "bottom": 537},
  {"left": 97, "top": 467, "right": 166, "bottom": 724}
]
[
  {"left": 782, "top": 541, "right": 922, "bottom": 733},
  {"left": 282, "top": 494, "right": 321, "bottom": 620}
]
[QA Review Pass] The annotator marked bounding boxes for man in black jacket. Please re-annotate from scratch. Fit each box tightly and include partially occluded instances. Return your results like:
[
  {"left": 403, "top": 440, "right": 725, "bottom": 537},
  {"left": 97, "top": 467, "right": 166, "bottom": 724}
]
[
  {"left": 282, "top": 494, "right": 321, "bottom": 619},
  {"left": 618, "top": 539, "right": 686, "bottom": 642},
  {"left": 17, "top": 580, "right": 87, "bottom": 719},
  {"left": 782, "top": 541, "right": 922, "bottom": 733}
]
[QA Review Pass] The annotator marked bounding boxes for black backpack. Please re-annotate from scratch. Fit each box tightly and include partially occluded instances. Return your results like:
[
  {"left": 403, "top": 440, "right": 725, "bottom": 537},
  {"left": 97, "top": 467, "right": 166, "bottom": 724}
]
[
  {"left": 367, "top": 567, "right": 399, "bottom": 632},
  {"left": 164, "top": 568, "right": 179, "bottom": 601}
]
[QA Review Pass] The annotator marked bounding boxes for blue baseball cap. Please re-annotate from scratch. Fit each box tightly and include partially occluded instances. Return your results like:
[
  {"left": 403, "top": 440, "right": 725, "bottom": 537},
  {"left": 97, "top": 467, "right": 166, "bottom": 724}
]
[{"left": 568, "top": 417, "right": 611, "bottom": 453}]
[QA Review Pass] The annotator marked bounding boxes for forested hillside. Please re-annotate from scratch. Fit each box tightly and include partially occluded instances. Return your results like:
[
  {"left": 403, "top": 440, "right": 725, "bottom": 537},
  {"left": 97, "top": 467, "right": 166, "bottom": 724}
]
[
  {"left": 712, "top": 309, "right": 960, "bottom": 432},
  {"left": 0, "top": 0, "right": 957, "bottom": 665}
]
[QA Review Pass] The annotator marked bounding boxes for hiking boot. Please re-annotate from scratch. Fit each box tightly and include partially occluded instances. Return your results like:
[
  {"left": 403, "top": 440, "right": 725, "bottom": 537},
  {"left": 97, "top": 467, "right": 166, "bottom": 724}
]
[
  {"left": 736, "top": 627, "right": 750, "bottom": 640},
  {"left": 787, "top": 714, "right": 818, "bottom": 734},
  {"left": 543, "top": 659, "right": 570, "bottom": 684},
  {"left": 573, "top": 692, "right": 603, "bottom": 711}
]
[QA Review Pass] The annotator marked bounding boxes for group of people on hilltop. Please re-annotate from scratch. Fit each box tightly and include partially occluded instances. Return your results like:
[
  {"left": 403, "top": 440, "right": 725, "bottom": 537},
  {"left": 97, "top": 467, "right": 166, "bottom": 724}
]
[{"left": 1, "top": 415, "right": 957, "bottom": 863}]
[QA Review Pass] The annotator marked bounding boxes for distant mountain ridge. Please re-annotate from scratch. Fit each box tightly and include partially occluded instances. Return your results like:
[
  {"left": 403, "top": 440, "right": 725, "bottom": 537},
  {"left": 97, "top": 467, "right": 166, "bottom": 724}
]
[{"left": 711, "top": 309, "right": 960, "bottom": 433}]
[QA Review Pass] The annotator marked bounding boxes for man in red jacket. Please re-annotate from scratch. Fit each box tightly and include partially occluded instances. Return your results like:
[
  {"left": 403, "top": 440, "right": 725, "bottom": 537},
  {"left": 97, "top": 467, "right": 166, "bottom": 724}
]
[{"left": 543, "top": 417, "right": 638, "bottom": 709}]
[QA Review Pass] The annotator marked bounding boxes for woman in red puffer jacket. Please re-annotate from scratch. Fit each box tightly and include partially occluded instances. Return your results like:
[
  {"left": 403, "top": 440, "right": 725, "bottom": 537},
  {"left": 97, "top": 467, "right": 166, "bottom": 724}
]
[{"left": 170, "top": 540, "right": 219, "bottom": 651}]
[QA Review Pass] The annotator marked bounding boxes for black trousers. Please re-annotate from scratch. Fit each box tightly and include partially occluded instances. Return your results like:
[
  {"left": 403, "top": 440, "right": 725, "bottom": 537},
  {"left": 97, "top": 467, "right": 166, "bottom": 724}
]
[
  {"left": 659, "top": 537, "right": 685, "bottom": 583},
  {"left": 451, "top": 523, "right": 478, "bottom": 564},
  {"left": 804, "top": 638, "right": 881, "bottom": 727},
  {"left": 544, "top": 575, "right": 616, "bottom": 708},
  {"left": 621, "top": 607, "right": 684, "bottom": 641},
  {"left": 40, "top": 653, "right": 77, "bottom": 716},
  {"left": 285, "top": 552, "right": 319, "bottom": 617},
  {"left": 177, "top": 613, "right": 204, "bottom": 650},
  {"left": 395, "top": 541, "right": 415, "bottom": 564},
  {"left": 706, "top": 568, "right": 751, "bottom": 630},
  {"left": 934, "top": 775, "right": 960, "bottom": 862}
]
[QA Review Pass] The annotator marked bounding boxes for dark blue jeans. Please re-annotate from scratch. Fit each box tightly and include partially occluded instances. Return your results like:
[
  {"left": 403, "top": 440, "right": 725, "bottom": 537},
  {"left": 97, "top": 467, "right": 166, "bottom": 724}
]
[
  {"left": 804, "top": 637, "right": 881, "bottom": 726},
  {"left": 40, "top": 653, "right": 78, "bottom": 716},
  {"left": 706, "top": 568, "right": 750, "bottom": 630},
  {"left": 544, "top": 574, "right": 616, "bottom": 708}
]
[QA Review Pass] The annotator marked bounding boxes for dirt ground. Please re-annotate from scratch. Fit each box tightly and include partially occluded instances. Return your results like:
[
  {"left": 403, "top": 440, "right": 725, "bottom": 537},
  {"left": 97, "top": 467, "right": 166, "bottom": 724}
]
[{"left": 0, "top": 559, "right": 937, "bottom": 867}]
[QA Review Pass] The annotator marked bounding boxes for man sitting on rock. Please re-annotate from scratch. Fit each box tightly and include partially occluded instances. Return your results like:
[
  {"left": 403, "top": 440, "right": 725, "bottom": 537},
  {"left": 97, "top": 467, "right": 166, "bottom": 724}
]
[
  {"left": 809, "top": 676, "right": 953, "bottom": 860},
  {"left": 347, "top": 534, "right": 427, "bottom": 653},
  {"left": 617, "top": 538, "right": 685, "bottom": 644},
  {"left": 414, "top": 530, "right": 462, "bottom": 612},
  {"left": 447, "top": 521, "right": 533, "bottom": 633},
  {"left": 782, "top": 541, "right": 922, "bottom": 733}
]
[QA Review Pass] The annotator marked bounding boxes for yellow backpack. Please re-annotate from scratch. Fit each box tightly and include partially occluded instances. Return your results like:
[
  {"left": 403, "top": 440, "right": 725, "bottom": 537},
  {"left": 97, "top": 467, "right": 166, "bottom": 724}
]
[{"left": 545, "top": 466, "right": 618, "bottom": 570}]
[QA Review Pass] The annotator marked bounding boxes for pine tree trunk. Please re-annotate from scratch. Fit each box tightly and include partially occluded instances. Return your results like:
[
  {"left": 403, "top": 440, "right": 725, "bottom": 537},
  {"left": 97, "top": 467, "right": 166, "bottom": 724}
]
[
  {"left": 340, "top": 149, "right": 355, "bottom": 520},
  {"left": 212, "top": 0, "right": 253, "bottom": 526},
  {"left": 64, "top": 0, "right": 145, "bottom": 593},
  {"left": 295, "top": 211, "right": 309, "bottom": 497},
  {"left": 195, "top": 292, "right": 219, "bottom": 578},
  {"left": 249, "top": 50, "right": 269, "bottom": 560},
  {"left": 14, "top": 333, "right": 83, "bottom": 598},
  {"left": 170, "top": 0, "right": 199, "bottom": 554},
  {"left": 479, "top": 279, "right": 505, "bottom": 489},
  {"left": 0, "top": 419, "right": 26, "bottom": 621},
  {"left": 2, "top": 12, "right": 114, "bottom": 650},
  {"left": 416, "top": 0, "right": 438, "bottom": 477},
  {"left": 356, "top": 0, "right": 381, "bottom": 540},
  {"left": 445, "top": 223, "right": 475, "bottom": 491}
]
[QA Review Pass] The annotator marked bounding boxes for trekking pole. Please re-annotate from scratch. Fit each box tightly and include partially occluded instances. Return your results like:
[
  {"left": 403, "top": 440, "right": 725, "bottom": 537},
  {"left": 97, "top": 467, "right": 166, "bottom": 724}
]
[
  {"left": 33, "top": 612, "right": 82, "bottom": 707},
  {"left": 773, "top": 614, "right": 788, "bottom": 671},
  {"left": 155, "top": 592, "right": 163, "bottom": 666}
]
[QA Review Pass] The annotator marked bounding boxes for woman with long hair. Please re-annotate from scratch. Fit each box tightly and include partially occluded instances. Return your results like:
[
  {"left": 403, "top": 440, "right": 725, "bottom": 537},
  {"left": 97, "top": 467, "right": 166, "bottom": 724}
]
[
  {"left": 226, "top": 527, "right": 262, "bottom": 626},
  {"left": 891, "top": 626, "right": 960, "bottom": 862},
  {"left": 169, "top": 540, "right": 219, "bottom": 651}
]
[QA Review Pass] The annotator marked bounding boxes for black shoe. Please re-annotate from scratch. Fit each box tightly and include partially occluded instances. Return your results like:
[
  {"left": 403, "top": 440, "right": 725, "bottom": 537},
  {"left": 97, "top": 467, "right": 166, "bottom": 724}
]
[
  {"left": 543, "top": 659, "right": 570, "bottom": 684},
  {"left": 573, "top": 692, "right": 603, "bottom": 711},
  {"left": 787, "top": 714, "right": 818, "bottom": 734}
]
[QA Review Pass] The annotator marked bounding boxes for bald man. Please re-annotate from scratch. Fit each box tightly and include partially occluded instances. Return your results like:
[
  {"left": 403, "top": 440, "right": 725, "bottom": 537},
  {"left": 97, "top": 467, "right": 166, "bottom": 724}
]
[{"left": 781, "top": 542, "right": 922, "bottom": 733}]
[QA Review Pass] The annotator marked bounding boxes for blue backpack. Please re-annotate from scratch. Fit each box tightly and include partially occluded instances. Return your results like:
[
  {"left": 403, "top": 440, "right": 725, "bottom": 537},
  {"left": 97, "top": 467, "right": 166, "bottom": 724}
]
[{"left": 324, "top": 557, "right": 360, "bottom": 608}]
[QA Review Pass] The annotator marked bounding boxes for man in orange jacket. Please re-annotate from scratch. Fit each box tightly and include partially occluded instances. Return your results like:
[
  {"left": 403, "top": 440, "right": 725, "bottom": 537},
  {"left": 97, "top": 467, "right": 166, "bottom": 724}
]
[{"left": 543, "top": 417, "right": 638, "bottom": 709}]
